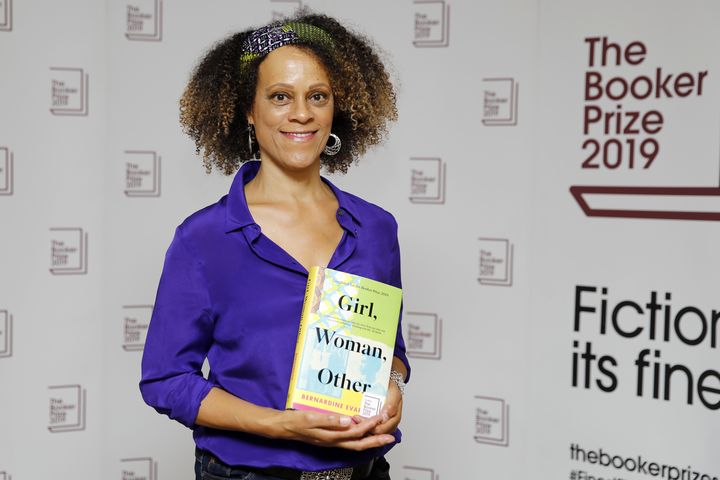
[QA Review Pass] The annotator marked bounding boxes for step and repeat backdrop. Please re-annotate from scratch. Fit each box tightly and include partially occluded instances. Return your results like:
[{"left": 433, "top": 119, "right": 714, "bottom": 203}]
[{"left": 0, "top": 0, "right": 718, "bottom": 479}]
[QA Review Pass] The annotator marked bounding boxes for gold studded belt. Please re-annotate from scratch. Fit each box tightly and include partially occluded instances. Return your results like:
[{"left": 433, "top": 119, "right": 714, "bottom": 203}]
[
  {"left": 300, "top": 466, "right": 354, "bottom": 480},
  {"left": 260, "top": 458, "right": 374, "bottom": 480}
]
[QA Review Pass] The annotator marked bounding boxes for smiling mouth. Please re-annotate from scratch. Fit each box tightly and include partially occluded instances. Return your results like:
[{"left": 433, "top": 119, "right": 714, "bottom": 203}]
[{"left": 281, "top": 130, "right": 318, "bottom": 141}]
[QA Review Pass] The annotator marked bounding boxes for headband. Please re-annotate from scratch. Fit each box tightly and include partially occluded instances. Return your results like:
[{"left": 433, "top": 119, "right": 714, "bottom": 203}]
[{"left": 240, "top": 22, "right": 335, "bottom": 64}]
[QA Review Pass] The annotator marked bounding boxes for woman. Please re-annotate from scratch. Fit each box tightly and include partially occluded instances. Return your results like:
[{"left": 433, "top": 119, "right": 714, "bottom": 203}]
[{"left": 140, "top": 12, "right": 410, "bottom": 480}]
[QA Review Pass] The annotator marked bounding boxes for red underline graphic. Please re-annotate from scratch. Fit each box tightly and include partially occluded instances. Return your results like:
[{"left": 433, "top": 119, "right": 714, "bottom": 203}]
[{"left": 570, "top": 185, "right": 720, "bottom": 221}]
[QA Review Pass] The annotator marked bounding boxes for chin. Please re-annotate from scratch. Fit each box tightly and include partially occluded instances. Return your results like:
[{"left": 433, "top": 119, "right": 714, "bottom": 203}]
[{"left": 278, "top": 153, "right": 322, "bottom": 170}]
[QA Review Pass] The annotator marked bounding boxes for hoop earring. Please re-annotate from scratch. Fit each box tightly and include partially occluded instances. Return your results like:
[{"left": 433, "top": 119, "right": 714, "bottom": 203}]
[
  {"left": 323, "top": 133, "right": 341, "bottom": 156},
  {"left": 247, "top": 124, "right": 259, "bottom": 159}
]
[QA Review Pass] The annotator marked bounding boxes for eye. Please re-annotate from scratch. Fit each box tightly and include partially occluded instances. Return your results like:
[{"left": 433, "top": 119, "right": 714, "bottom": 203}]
[
  {"left": 309, "top": 92, "right": 330, "bottom": 104},
  {"left": 270, "top": 92, "right": 291, "bottom": 104}
]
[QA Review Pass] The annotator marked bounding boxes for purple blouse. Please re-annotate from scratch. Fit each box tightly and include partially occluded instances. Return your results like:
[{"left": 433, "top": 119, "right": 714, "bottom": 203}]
[{"left": 140, "top": 161, "right": 410, "bottom": 470}]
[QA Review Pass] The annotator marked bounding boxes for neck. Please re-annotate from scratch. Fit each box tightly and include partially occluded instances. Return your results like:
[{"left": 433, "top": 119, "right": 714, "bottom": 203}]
[{"left": 245, "top": 158, "right": 330, "bottom": 203}]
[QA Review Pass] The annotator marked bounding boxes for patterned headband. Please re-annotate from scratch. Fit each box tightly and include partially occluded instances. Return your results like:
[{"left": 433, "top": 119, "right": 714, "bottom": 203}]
[{"left": 240, "top": 22, "right": 335, "bottom": 64}]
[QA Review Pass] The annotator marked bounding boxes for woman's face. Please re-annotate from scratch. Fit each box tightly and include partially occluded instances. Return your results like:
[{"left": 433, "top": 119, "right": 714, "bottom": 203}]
[{"left": 247, "top": 46, "right": 334, "bottom": 171}]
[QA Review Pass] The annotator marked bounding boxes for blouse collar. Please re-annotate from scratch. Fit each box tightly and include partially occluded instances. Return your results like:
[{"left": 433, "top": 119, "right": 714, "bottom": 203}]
[{"left": 225, "top": 160, "right": 362, "bottom": 234}]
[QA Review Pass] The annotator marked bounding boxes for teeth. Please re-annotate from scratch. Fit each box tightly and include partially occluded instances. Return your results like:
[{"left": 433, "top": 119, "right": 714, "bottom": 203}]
[{"left": 284, "top": 132, "right": 314, "bottom": 139}]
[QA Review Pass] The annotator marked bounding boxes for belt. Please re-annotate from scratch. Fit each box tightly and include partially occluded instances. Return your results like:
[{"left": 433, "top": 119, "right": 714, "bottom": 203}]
[{"left": 253, "top": 458, "right": 375, "bottom": 480}]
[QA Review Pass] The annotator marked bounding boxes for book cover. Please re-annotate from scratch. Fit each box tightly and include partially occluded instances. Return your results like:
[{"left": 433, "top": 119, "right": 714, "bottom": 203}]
[{"left": 286, "top": 266, "right": 402, "bottom": 417}]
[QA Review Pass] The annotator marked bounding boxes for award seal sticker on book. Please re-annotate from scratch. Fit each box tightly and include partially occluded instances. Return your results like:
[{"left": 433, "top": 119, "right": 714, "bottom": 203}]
[{"left": 286, "top": 267, "right": 402, "bottom": 417}]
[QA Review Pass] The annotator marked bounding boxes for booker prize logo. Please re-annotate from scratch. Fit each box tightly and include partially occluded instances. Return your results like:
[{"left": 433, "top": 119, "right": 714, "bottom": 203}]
[
  {"left": 49, "top": 228, "right": 88, "bottom": 275},
  {"left": 413, "top": 0, "right": 449, "bottom": 48},
  {"left": 121, "top": 457, "right": 158, "bottom": 480},
  {"left": 572, "top": 36, "right": 720, "bottom": 221},
  {"left": 0, "top": 0, "right": 12, "bottom": 32},
  {"left": 473, "top": 395, "right": 509, "bottom": 447},
  {"left": 0, "top": 147, "right": 13, "bottom": 195},
  {"left": 125, "top": 150, "right": 161, "bottom": 197},
  {"left": 402, "top": 466, "right": 439, "bottom": 480},
  {"left": 122, "top": 305, "right": 152, "bottom": 351},
  {"left": 270, "top": 0, "right": 302, "bottom": 21},
  {"left": 50, "top": 67, "right": 89, "bottom": 116},
  {"left": 125, "top": 0, "right": 163, "bottom": 42},
  {"left": 409, "top": 157, "right": 446, "bottom": 204},
  {"left": 48, "top": 384, "right": 87, "bottom": 432},
  {"left": 477, "top": 237, "right": 514, "bottom": 287},
  {"left": 403, "top": 311, "right": 442, "bottom": 360},
  {"left": 482, "top": 78, "right": 519, "bottom": 126},
  {"left": 0, "top": 310, "right": 13, "bottom": 358}
]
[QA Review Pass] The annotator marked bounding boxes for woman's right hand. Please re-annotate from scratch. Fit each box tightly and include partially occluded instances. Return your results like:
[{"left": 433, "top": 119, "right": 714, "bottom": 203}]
[{"left": 267, "top": 409, "right": 395, "bottom": 451}]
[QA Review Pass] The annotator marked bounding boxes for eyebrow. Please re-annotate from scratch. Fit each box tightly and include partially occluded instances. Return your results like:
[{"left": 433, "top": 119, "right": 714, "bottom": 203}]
[{"left": 264, "top": 82, "right": 331, "bottom": 91}]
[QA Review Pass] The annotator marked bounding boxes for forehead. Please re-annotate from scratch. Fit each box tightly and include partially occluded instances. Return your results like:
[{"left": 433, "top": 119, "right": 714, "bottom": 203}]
[{"left": 256, "top": 46, "right": 331, "bottom": 86}]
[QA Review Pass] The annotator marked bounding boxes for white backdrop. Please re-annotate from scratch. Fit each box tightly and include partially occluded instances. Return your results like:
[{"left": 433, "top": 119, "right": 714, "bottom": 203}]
[{"left": 0, "top": 1, "right": 718, "bottom": 479}]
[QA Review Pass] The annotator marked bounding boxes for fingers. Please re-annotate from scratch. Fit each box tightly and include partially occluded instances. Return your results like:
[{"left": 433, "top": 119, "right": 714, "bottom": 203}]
[
  {"left": 370, "top": 405, "right": 401, "bottom": 435},
  {"left": 302, "top": 412, "right": 354, "bottom": 430},
  {"left": 335, "top": 433, "right": 396, "bottom": 451},
  {"left": 370, "top": 416, "right": 400, "bottom": 435},
  {"left": 370, "top": 395, "right": 403, "bottom": 435},
  {"left": 282, "top": 410, "right": 397, "bottom": 450},
  {"left": 316, "top": 414, "right": 383, "bottom": 439},
  {"left": 311, "top": 415, "right": 390, "bottom": 447}
]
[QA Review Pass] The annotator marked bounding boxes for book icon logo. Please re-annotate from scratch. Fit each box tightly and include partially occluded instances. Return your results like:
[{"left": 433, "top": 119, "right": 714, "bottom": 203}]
[
  {"left": 50, "top": 67, "right": 89, "bottom": 116},
  {"left": 270, "top": 0, "right": 302, "bottom": 21},
  {"left": 409, "top": 157, "right": 446, "bottom": 204},
  {"left": 0, "top": 147, "right": 13, "bottom": 196},
  {"left": 482, "top": 78, "right": 519, "bottom": 126},
  {"left": 0, "top": 0, "right": 12, "bottom": 32},
  {"left": 48, "top": 384, "right": 87, "bottom": 432},
  {"left": 125, "top": 0, "right": 163, "bottom": 42},
  {"left": 0, "top": 310, "right": 13, "bottom": 358},
  {"left": 120, "top": 457, "right": 158, "bottom": 480},
  {"left": 404, "top": 312, "right": 442, "bottom": 360},
  {"left": 402, "top": 466, "right": 439, "bottom": 480},
  {"left": 49, "top": 228, "right": 88, "bottom": 275},
  {"left": 477, "top": 237, "right": 514, "bottom": 287},
  {"left": 413, "top": 0, "right": 450, "bottom": 48},
  {"left": 474, "top": 395, "right": 509, "bottom": 447},
  {"left": 122, "top": 305, "right": 152, "bottom": 351},
  {"left": 570, "top": 186, "right": 720, "bottom": 222},
  {"left": 125, "top": 150, "right": 161, "bottom": 197}
]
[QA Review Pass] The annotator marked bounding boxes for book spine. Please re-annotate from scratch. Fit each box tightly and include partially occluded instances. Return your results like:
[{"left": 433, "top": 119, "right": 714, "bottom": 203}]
[{"left": 285, "top": 266, "right": 321, "bottom": 409}]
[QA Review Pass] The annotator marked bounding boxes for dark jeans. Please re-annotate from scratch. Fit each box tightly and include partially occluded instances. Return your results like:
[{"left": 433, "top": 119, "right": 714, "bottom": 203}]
[{"left": 194, "top": 448, "right": 391, "bottom": 480}]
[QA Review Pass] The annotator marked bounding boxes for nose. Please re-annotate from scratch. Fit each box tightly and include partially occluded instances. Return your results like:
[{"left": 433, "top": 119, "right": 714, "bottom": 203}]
[{"left": 288, "top": 98, "right": 313, "bottom": 123}]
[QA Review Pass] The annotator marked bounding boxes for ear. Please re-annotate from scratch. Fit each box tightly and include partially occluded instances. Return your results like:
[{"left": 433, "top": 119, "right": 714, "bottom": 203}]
[{"left": 246, "top": 111, "right": 254, "bottom": 125}]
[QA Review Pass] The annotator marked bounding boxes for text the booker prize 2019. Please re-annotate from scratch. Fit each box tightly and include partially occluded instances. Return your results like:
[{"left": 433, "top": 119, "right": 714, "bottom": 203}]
[
  {"left": 571, "top": 285, "right": 720, "bottom": 411},
  {"left": 582, "top": 36, "right": 708, "bottom": 170}
]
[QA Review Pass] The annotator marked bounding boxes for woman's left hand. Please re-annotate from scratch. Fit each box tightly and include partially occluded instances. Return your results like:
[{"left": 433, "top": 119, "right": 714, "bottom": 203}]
[{"left": 368, "top": 377, "right": 403, "bottom": 435}]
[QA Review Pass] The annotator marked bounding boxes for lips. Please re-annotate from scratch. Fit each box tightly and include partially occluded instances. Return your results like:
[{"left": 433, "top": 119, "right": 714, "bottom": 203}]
[{"left": 281, "top": 130, "right": 317, "bottom": 141}]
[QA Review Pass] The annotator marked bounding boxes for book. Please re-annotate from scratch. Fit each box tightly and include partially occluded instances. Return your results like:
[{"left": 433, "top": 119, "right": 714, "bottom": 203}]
[{"left": 286, "top": 266, "right": 402, "bottom": 418}]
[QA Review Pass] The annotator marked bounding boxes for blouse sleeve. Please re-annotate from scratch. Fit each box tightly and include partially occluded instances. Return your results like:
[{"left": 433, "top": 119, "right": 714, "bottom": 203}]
[
  {"left": 139, "top": 225, "right": 216, "bottom": 429},
  {"left": 389, "top": 219, "right": 411, "bottom": 382}
]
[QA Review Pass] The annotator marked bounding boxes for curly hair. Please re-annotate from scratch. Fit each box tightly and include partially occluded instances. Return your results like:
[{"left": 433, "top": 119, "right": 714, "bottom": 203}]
[{"left": 179, "top": 12, "right": 398, "bottom": 175}]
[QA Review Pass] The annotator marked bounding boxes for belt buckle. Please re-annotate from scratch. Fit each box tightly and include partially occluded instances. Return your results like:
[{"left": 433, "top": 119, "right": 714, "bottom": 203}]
[{"left": 300, "top": 466, "right": 353, "bottom": 480}]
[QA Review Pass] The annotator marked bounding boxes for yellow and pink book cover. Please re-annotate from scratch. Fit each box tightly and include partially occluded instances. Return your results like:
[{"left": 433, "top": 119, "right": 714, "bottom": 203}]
[{"left": 286, "top": 266, "right": 402, "bottom": 417}]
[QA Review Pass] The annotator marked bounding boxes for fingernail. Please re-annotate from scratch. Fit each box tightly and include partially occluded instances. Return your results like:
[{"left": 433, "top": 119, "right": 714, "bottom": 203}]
[{"left": 339, "top": 416, "right": 351, "bottom": 426}]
